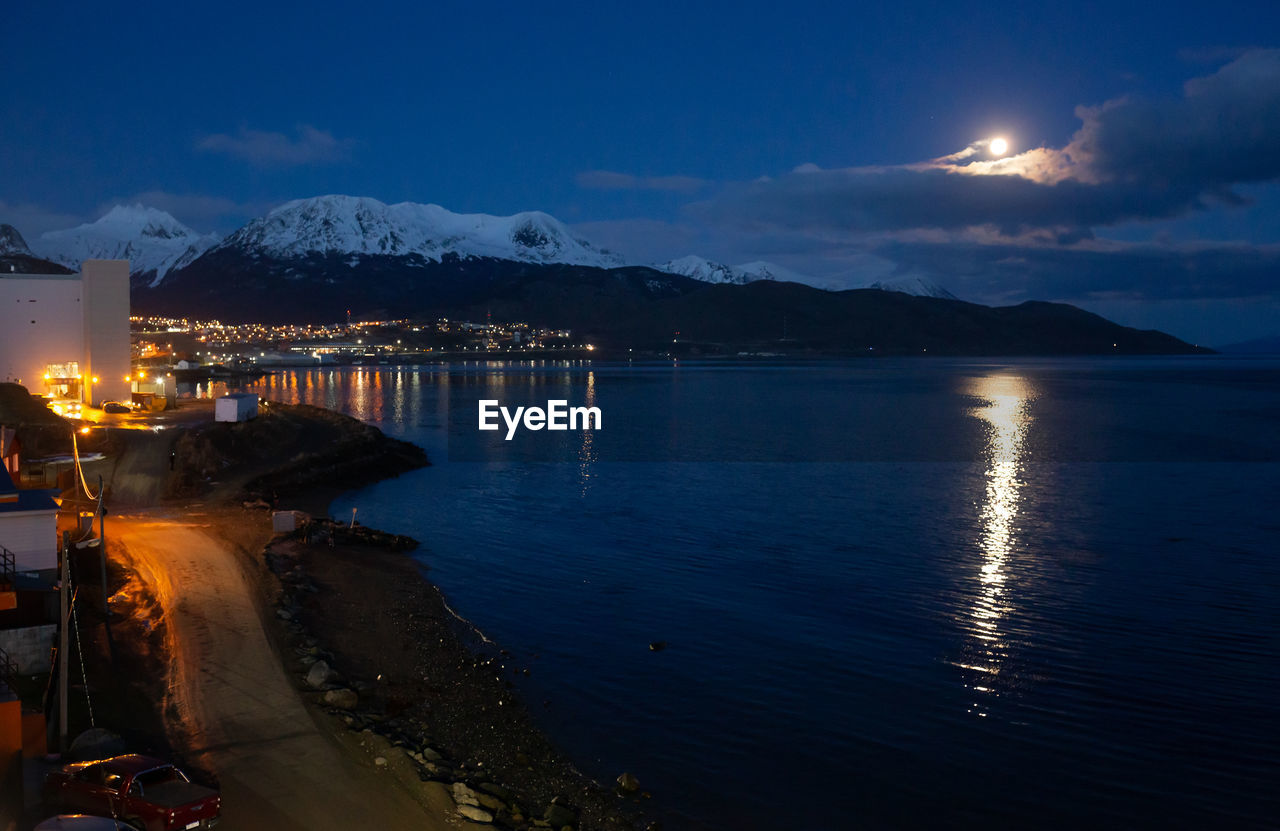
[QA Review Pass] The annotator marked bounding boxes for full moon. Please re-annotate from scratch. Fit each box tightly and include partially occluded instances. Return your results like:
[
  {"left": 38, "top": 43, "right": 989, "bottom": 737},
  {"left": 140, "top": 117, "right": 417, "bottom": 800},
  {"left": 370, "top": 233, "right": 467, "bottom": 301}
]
[{"left": 989, "top": 137, "right": 1009, "bottom": 156}]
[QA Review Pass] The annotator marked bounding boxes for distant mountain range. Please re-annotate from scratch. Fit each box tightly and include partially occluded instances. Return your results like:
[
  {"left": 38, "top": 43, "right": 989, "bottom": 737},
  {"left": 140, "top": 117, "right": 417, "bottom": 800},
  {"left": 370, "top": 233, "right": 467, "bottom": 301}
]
[
  {"left": 16, "top": 195, "right": 958, "bottom": 297},
  {"left": 3, "top": 195, "right": 1206, "bottom": 355}
]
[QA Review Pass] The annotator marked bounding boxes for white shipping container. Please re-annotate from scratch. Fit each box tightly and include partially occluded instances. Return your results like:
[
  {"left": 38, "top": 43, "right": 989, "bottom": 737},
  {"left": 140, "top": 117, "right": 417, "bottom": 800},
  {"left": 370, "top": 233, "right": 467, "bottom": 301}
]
[{"left": 215, "top": 393, "right": 259, "bottom": 422}]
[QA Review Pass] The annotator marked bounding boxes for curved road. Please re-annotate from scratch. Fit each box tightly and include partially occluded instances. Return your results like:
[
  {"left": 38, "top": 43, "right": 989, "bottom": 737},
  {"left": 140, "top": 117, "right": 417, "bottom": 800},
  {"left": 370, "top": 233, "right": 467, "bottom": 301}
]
[{"left": 110, "top": 511, "right": 457, "bottom": 831}]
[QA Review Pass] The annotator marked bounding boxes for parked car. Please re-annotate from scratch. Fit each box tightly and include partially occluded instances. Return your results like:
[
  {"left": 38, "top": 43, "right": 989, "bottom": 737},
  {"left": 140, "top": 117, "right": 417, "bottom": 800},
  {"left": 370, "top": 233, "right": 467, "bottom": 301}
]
[
  {"left": 101, "top": 401, "right": 132, "bottom": 413},
  {"left": 43, "top": 755, "right": 220, "bottom": 831}
]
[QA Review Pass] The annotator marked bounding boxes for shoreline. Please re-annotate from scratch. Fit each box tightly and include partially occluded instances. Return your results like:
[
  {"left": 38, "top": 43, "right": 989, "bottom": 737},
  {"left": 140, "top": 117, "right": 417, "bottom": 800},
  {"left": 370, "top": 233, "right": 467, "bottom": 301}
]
[
  {"left": 261, "top": 519, "right": 652, "bottom": 830},
  {"left": 91, "top": 401, "right": 652, "bottom": 830}
]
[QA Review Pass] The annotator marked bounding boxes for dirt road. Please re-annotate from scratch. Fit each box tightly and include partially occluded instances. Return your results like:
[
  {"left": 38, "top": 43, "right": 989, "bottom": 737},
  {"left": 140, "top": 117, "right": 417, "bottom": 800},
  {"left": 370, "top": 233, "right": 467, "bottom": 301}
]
[{"left": 110, "top": 510, "right": 457, "bottom": 831}]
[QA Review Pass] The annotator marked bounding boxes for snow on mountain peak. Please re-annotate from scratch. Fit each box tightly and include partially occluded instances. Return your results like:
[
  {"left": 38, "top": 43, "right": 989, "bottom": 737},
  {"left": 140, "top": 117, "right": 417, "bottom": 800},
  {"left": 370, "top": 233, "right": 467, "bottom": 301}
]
[
  {"left": 656, "top": 255, "right": 819, "bottom": 286},
  {"left": 865, "top": 277, "right": 958, "bottom": 300},
  {"left": 97, "top": 204, "right": 195, "bottom": 240},
  {"left": 0, "top": 224, "right": 32, "bottom": 256},
  {"left": 219, "top": 195, "right": 624, "bottom": 268},
  {"left": 732, "top": 261, "right": 820, "bottom": 284},
  {"left": 658, "top": 255, "right": 758, "bottom": 285},
  {"left": 35, "top": 205, "right": 220, "bottom": 286}
]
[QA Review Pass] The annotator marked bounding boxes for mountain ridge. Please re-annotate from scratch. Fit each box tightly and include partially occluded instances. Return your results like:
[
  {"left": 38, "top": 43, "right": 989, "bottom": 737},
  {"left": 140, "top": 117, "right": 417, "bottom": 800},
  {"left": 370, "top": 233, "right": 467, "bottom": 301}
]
[
  {"left": 34, "top": 204, "right": 220, "bottom": 287},
  {"left": 212, "top": 194, "right": 625, "bottom": 270},
  {"left": 0, "top": 223, "right": 74, "bottom": 275},
  {"left": 7, "top": 196, "right": 1207, "bottom": 356}
]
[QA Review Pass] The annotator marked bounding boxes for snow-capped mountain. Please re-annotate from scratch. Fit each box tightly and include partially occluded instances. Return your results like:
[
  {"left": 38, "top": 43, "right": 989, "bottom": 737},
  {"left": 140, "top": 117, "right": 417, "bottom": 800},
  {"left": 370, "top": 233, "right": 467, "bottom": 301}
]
[
  {"left": 1, "top": 223, "right": 73, "bottom": 275},
  {"left": 215, "top": 195, "right": 624, "bottom": 268},
  {"left": 658, "top": 256, "right": 752, "bottom": 284},
  {"left": 865, "top": 277, "right": 958, "bottom": 300},
  {"left": 34, "top": 205, "right": 220, "bottom": 287},
  {"left": 733, "top": 260, "right": 819, "bottom": 285},
  {"left": 0, "top": 224, "right": 32, "bottom": 256},
  {"left": 657, "top": 255, "right": 822, "bottom": 286},
  {"left": 659, "top": 255, "right": 795, "bottom": 285}
]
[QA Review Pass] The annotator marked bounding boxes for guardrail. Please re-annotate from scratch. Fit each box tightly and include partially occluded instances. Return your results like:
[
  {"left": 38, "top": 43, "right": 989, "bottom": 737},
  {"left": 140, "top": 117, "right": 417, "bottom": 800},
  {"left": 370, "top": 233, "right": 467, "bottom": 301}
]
[
  {"left": 0, "top": 645, "right": 16, "bottom": 697},
  {"left": 0, "top": 543, "right": 14, "bottom": 591}
]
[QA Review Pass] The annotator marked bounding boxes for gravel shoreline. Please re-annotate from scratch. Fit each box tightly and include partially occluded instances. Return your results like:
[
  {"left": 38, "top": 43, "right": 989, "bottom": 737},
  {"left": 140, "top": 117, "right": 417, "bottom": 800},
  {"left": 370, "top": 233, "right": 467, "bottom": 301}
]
[{"left": 260, "top": 517, "right": 655, "bottom": 831}]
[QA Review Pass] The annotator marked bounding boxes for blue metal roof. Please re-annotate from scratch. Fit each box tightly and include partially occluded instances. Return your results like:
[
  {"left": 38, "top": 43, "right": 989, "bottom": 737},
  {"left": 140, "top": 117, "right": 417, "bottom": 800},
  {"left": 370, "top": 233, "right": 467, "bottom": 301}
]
[{"left": 0, "top": 466, "right": 58, "bottom": 514}]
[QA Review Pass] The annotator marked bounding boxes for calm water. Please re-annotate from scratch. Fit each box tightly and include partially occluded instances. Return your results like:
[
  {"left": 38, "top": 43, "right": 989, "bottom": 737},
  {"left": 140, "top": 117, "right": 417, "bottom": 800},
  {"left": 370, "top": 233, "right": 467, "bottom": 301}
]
[{"left": 229, "top": 358, "right": 1279, "bottom": 829}]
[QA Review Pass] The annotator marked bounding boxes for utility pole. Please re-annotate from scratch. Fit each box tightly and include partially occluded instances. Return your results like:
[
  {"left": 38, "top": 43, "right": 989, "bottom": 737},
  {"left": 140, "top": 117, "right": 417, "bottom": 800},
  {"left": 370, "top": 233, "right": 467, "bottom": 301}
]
[
  {"left": 59, "top": 530, "right": 70, "bottom": 753},
  {"left": 97, "top": 476, "right": 108, "bottom": 613}
]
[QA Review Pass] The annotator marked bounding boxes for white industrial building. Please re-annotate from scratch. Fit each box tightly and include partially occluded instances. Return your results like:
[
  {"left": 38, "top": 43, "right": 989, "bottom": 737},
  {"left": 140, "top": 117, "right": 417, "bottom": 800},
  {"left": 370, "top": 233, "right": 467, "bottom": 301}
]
[{"left": 0, "top": 260, "right": 130, "bottom": 408}]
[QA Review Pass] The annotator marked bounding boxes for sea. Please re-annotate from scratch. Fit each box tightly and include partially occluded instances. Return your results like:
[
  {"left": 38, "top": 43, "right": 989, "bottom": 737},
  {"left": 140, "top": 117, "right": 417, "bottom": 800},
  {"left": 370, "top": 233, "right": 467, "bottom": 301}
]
[{"left": 215, "top": 357, "right": 1279, "bottom": 830}]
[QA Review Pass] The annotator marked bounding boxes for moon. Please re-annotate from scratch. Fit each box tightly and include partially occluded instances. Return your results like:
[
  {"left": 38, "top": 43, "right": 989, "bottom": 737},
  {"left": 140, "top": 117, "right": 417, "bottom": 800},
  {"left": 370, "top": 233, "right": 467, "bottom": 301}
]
[{"left": 989, "top": 137, "right": 1009, "bottom": 156}]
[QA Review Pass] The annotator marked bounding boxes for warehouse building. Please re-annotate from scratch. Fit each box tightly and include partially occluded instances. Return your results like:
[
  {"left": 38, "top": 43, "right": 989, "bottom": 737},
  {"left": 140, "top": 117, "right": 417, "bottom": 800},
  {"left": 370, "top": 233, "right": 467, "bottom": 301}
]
[{"left": 0, "top": 260, "right": 130, "bottom": 408}]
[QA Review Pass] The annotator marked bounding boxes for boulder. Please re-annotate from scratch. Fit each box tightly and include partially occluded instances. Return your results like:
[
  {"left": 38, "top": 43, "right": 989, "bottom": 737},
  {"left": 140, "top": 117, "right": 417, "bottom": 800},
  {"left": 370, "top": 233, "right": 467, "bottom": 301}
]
[
  {"left": 323, "top": 688, "right": 359, "bottom": 709},
  {"left": 306, "top": 660, "right": 335, "bottom": 689},
  {"left": 616, "top": 771, "right": 640, "bottom": 793},
  {"left": 544, "top": 803, "right": 576, "bottom": 828},
  {"left": 457, "top": 804, "right": 494, "bottom": 823},
  {"left": 452, "top": 782, "right": 480, "bottom": 807},
  {"left": 68, "top": 728, "right": 126, "bottom": 762},
  {"left": 476, "top": 792, "right": 505, "bottom": 813}
]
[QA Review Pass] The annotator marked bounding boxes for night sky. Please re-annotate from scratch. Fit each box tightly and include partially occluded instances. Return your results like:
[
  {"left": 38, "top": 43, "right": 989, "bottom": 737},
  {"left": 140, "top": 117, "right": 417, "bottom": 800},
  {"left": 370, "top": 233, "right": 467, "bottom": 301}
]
[{"left": 3, "top": 1, "right": 1279, "bottom": 344}]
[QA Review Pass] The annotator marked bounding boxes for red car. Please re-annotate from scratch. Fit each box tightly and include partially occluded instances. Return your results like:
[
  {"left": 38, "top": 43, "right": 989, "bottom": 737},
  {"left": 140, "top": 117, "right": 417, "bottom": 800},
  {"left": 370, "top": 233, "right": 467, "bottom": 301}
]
[{"left": 44, "top": 755, "right": 220, "bottom": 831}]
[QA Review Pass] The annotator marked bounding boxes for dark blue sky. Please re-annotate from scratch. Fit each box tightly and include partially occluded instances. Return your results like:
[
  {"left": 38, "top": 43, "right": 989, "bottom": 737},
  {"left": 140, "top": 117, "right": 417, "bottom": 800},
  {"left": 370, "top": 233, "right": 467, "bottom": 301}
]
[{"left": 3, "top": 1, "right": 1279, "bottom": 343}]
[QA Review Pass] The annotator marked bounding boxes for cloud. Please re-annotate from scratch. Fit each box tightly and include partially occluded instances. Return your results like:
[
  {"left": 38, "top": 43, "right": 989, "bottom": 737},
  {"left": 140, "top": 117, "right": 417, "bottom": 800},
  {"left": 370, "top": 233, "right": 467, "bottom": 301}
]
[
  {"left": 197, "top": 125, "right": 354, "bottom": 167},
  {"left": 0, "top": 199, "right": 86, "bottom": 239},
  {"left": 1073, "top": 50, "right": 1280, "bottom": 191},
  {"left": 576, "top": 169, "right": 709, "bottom": 193},
  {"left": 97, "top": 191, "right": 271, "bottom": 232},
  {"left": 570, "top": 218, "right": 705, "bottom": 264},
  {"left": 699, "top": 49, "right": 1280, "bottom": 237}
]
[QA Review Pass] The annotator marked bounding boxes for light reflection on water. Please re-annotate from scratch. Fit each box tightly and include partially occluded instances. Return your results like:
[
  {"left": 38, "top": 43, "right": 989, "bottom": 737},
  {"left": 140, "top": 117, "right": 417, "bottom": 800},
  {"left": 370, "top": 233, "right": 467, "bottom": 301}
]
[
  {"left": 578, "top": 370, "right": 598, "bottom": 496},
  {"left": 959, "top": 374, "right": 1035, "bottom": 717}
]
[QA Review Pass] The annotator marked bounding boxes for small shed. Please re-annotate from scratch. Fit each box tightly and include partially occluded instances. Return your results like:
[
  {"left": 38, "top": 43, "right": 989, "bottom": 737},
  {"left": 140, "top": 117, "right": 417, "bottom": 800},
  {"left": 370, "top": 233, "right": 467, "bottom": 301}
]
[{"left": 215, "top": 393, "right": 259, "bottom": 423}]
